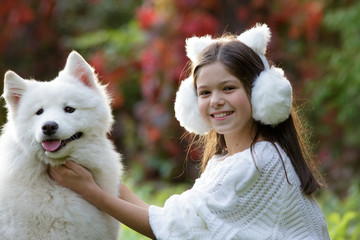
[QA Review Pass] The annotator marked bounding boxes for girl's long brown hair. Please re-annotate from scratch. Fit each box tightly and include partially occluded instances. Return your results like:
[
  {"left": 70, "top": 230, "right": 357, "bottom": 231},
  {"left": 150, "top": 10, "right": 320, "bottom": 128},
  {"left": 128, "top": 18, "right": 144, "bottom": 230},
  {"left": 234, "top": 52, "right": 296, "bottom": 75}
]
[{"left": 187, "top": 35, "right": 324, "bottom": 195}]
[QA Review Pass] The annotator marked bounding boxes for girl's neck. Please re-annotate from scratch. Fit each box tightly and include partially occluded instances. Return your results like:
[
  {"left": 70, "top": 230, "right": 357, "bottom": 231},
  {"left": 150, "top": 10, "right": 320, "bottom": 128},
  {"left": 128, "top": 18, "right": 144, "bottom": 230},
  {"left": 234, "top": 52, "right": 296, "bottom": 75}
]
[
  {"left": 224, "top": 134, "right": 253, "bottom": 156},
  {"left": 223, "top": 125, "right": 260, "bottom": 156}
]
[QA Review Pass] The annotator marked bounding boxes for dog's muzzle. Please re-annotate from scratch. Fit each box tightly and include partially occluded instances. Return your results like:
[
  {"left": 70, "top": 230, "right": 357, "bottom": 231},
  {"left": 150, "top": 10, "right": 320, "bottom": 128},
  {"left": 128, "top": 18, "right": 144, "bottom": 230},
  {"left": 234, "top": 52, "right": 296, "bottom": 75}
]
[{"left": 42, "top": 132, "right": 83, "bottom": 152}]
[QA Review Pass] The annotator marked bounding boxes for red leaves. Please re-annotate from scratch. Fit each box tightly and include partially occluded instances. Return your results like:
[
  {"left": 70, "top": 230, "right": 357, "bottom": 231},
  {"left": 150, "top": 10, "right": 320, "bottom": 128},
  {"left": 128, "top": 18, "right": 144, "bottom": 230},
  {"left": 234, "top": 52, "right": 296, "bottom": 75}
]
[
  {"left": 87, "top": 51, "right": 125, "bottom": 108},
  {"left": 304, "top": 1, "right": 323, "bottom": 41},
  {"left": 236, "top": 7, "right": 249, "bottom": 21},
  {"left": 271, "top": 0, "right": 324, "bottom": 41},
  {"left": 140, "top": 47, "right": 159, "bottom": 101},
  {"left": 136, "top": 6, "right": 159, "bottom": 30},
  {"left": 178, "top": 12, "right": 219, "bottom": 37}
]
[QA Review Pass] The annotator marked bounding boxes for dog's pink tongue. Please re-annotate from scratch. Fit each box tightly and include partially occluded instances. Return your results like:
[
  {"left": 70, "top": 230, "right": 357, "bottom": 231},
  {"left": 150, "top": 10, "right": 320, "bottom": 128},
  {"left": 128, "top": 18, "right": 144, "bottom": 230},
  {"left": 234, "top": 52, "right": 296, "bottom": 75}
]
[{"left": 42, "top": 140, "right": 61, "bottom": 152}]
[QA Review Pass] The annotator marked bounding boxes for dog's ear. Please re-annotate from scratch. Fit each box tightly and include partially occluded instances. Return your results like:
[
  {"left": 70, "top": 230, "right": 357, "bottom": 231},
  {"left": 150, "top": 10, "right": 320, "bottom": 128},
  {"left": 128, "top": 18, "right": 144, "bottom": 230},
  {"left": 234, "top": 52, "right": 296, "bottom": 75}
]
[
  {"left": 3, "top": 71, "right": 27, "bottom": 111},
  {"left": 63, "top": 51, "right": 98, "bottom": 89}
]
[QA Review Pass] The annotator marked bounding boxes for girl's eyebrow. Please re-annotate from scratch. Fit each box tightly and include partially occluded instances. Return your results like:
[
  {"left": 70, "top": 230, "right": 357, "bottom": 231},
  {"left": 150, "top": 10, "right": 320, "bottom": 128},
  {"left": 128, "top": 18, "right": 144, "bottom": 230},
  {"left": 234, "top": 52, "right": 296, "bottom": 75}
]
[
  {"left": 196, "top": 85, "right": 208, "bottom": 90},
  {"left": 220, "top": 79, "right": 239, "bottom": 85},
  {"left": 197, "top": 79, "right": 239, "bottom": 89}
]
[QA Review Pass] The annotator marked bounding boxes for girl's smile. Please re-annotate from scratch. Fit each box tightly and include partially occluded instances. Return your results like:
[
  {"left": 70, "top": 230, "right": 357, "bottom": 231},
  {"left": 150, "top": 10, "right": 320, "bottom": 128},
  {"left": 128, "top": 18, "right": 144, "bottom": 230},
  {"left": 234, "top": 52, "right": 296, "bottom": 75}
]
[{"left": 210, "top": 111, "right": 234, "bottom": 120}]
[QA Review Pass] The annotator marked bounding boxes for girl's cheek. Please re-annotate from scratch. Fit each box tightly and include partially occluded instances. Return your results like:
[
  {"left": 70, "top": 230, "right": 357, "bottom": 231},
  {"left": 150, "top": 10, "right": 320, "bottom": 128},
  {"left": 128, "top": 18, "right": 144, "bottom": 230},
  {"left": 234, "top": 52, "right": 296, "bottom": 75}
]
[
  {"left": 198, "top": 99, "right": 209, "bottom": 120},
  {"left": 234, "top": 91, "right": 251, "bottom": 107}
]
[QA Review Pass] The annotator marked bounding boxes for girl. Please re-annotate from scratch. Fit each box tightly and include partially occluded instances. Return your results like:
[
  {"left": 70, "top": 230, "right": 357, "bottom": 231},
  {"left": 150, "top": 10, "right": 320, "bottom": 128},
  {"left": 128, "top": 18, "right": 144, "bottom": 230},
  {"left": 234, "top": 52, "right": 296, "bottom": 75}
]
[{"left": 49, "top": 24, "right": 330, "bottom": 239}]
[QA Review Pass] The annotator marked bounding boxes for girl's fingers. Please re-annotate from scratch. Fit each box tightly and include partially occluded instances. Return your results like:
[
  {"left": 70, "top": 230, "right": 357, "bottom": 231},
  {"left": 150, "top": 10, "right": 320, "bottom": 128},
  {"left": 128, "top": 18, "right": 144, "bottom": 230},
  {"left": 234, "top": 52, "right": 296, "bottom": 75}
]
[
  {"left": 64, "top": 160, "right": 90, "bottom": 176},
  {"left": 48, "top": 166, "right": 55, "bottom": 180},
  {"left": 64, "top": 160, "right": 80, "bottom": 172},
  {"left": 48, "top": 166, "right": 61, "bottom": 182},
  {"left": 48, "top": 164, "right": 74, "bottom": 183}
]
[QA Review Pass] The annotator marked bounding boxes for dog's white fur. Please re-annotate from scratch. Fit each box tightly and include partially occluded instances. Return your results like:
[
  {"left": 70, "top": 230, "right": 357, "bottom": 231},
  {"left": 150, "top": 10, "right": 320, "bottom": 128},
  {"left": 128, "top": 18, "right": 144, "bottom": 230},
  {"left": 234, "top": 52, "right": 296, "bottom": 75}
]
[{"left": 0, "top": 51, "right": 123, "bottom": 240}]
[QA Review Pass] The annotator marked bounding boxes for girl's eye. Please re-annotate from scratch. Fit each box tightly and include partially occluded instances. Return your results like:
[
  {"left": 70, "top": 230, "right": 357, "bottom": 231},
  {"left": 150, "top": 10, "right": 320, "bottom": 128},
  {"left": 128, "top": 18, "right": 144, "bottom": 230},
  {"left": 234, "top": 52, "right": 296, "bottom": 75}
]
[
  {"left": 64, "top": 106, "right": 75, "bottom": 113},
  {"left": 224, "top": 86, "right": 235, "bottom": 91},
  {"left": 36, "top": 108, "right": 44, "bottom": 115},
  {"left": 199, "top": 90, "right": 210, "bottom": 96}
]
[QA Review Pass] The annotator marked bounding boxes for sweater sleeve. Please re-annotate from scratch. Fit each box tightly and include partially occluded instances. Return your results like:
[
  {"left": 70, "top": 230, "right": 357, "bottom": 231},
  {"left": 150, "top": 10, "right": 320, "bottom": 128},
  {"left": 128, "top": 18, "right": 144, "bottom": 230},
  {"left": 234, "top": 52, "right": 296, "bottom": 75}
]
[{"left": 148, "top": 150, "right": 261, "bottom": 240}]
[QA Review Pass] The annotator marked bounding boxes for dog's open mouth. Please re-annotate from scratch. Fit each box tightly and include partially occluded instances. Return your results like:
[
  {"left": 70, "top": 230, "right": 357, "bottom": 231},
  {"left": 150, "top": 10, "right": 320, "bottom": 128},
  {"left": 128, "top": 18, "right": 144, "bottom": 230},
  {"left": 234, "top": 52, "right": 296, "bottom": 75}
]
[{"left": 41, "top": 132, "right": 83, "bottom": 152}]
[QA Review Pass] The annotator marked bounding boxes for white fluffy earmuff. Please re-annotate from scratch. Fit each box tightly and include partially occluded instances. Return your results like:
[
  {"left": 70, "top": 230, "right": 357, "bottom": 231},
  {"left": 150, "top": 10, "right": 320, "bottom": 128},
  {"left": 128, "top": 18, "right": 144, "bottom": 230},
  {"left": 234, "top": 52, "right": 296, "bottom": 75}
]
[
  {"left": 174, "top": 23, "right": 293, "bottom": 135},
  {"left": 185, "top": 35, "right": 216, "bottom": 64},
  {"left": 174, "top": 77, "right": 211, "bottom": 134},
  {"left": 238, "top": 23, "right": 292, "bottom": 126}
]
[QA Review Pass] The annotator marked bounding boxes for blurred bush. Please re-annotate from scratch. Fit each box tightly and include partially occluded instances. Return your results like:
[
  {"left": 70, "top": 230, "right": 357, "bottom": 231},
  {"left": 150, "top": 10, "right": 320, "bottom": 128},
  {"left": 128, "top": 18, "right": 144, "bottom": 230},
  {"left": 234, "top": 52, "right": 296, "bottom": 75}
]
[
  {"left": 0, "top": 0, "right": 359, "bottom": 195},
  {"left": 318, "top": 180, "right": 360, "bottom": 239},
  {"left": 306, "top": 0, "right": 360, "bottom": 195}
]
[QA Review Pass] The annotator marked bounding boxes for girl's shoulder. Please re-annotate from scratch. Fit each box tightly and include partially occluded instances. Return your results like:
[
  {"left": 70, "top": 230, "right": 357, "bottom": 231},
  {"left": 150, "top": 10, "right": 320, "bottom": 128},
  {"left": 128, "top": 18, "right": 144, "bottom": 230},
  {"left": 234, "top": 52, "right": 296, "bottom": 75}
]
[
  {"left": 205, "top": 141, "right": 279, "bottom": 173},
  {"left": 206, "top": 141, "right": 288, "bottom": 176},
  {"left": 249, "top": 141, "right": 287, "bottom": 167},
  {"left": 213, "top": 141, "right": 281, "bottom": 161},
  {"left": 199, "top": 142, "right": 277, "bottom": 192}
]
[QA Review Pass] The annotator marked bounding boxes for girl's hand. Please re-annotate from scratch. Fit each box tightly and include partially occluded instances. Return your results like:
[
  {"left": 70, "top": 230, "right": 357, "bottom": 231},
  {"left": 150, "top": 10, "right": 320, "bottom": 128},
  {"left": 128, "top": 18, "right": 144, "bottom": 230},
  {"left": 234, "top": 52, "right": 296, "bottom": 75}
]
[
  {"left": 48, "top": 161, "right": 99, "bottom": 198},
  {"left": 49, "top": 161, "right": 155, "bottom": 239}
]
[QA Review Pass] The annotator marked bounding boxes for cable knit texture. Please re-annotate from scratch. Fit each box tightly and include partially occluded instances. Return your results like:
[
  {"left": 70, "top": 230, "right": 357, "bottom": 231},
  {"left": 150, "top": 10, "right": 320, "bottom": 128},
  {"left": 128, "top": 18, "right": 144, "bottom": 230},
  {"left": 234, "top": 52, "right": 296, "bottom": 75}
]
[{"left": 149, "top": 141, "right": 330, "bottom": 240}]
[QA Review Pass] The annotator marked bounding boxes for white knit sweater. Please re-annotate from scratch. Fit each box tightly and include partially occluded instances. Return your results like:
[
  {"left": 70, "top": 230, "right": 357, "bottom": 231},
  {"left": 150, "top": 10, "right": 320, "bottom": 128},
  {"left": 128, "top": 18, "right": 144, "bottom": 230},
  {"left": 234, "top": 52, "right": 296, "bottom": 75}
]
[{"left": 149, "top": 141, "right": 330, "bottom": 240}]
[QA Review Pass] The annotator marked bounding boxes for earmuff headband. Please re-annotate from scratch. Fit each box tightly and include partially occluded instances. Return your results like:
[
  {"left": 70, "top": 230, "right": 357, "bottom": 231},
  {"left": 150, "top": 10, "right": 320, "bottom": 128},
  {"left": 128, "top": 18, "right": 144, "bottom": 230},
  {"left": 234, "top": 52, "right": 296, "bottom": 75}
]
[{"left": 175, "top": 23, "right": 292, "bottom": 135}]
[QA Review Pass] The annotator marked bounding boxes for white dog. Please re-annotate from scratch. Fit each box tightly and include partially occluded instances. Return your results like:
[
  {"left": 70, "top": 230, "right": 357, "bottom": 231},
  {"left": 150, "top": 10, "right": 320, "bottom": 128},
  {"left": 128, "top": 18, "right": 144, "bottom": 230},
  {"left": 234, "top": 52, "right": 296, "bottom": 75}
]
[{"left": 0, "top": 51, "right": 123, "bottom": 240}]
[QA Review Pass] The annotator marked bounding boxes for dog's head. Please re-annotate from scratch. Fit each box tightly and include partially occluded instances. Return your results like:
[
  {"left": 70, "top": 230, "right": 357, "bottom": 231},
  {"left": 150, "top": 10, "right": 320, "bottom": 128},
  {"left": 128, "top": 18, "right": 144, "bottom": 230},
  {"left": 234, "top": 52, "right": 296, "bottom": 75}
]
[{"left": 2, "top": 51, "right": 113, "bottom": 165}]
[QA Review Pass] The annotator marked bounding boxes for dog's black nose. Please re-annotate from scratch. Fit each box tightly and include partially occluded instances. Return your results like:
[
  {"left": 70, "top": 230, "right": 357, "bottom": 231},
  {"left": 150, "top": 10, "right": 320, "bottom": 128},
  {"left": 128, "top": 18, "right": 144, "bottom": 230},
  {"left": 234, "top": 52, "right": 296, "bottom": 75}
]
[{"left": 42, "top": 121, "right": 58, "bottom": 136}]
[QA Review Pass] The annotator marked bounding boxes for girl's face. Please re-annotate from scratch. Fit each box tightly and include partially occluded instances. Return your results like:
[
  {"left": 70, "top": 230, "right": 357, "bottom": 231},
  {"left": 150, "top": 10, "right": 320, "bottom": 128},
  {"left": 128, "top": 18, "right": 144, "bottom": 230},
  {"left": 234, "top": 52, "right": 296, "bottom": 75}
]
[{"left": 196, "top": 62, "right": 254, "bottom": 140}]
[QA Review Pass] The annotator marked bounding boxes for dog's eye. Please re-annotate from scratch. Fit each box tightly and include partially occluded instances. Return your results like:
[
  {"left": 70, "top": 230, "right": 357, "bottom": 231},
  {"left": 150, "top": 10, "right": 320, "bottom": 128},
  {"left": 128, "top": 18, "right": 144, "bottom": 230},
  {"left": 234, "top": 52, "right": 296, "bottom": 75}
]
[
  {"left": 64, "top": 106, "right": 75, "bottom": 113},
  {"left": 36, "top": 108, "right": 44, "bottom": 115}
]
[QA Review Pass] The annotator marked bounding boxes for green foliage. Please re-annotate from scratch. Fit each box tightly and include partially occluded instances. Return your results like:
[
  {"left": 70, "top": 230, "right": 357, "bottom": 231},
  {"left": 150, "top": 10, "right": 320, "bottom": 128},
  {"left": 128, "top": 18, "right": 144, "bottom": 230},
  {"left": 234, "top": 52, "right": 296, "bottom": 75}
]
[
  {"left": 65, "top": 20, "right": 145, "bottom": 63},
  {"left": 305, "top": 1, "right": 360, "bottom": 193},
  {"left": 318, "top": 181, "right": 360, "bottom": 240},
  {"left": 55, "top": 0, "right": 142, "bottom": 32},
  {"left": 309, "top": 0, "right": 360, "bottom": 145}
]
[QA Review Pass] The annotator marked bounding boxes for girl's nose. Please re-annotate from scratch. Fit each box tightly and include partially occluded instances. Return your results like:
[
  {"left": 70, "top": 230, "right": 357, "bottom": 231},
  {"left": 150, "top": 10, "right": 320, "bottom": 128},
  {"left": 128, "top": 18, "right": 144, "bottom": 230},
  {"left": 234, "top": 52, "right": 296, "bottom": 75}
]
[{"left": 210, "top": 91, "right": 225, "bottom": 107}]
